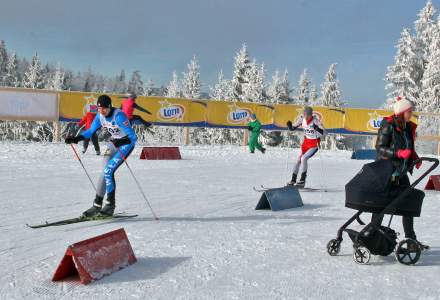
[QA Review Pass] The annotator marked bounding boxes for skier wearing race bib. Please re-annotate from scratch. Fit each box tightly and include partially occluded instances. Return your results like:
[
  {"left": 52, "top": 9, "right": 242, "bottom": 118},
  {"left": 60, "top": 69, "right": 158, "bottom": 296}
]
[
  {"left": 286, "top": 106, "right": 325, "bottom": 187},
  {"left": 65, "top": 94, "right": 137, "bottom": 217}
]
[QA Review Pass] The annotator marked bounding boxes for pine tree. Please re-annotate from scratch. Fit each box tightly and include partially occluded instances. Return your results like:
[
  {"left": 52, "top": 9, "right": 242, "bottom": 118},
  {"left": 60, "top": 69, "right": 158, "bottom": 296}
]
[
  {"left": 128, "top": 70, "right": 144, "bottom": 95},
  {"left": 63, "top": 70, "right": 73, "bottom": 90},
  {"left": 297, "top": 69, "right": 311, "bottom": 105},
  {"left": 23, "top": 53, "right": 44, "bottom": 89},
  {"left": 182, "top": 56, "right": 201, "bottom": 99},
  {"left": 320, "top": 64, "right": 344, "bottom": 150},
  {"left": 267, "top": 70, "right": 282, "bottom": 104},
  {"left": 242, "top": 60, "right": 265, "bottom": 102},
  {"left": 310, "top": 84, "right": 319, "bottom": 105},
  {"left": 42, "top": 63, "right": 53, "bottom": 88},
  {"left": 385, "top": 28, "right": 423, "bottom": 106},
  {"left": 3, "top": 52, "right": 20, "bottom": 87},
  {"left": 419, "top": 18, "right": 440, "bottom": 152},
  {"left": 321, "top": 64, "right": 343, "bottom": 107},
  {"left": 0, "top": 40, "right": 8, "bottom": 83},
  {"left": 92, "top": 74, "right": 106, "bottom": 92},
  {"left": 415, "top": 0, "right": 437, "bottom": 63},
  {"left": 267, "top": 69, "right": 290, "bottom": 104},
  {"left": 143, "top": 78, "right": 155, "bottom": 96},
  {"left": 82, "top": 67, "right": 95, "bottom": 92},
  {"left": 46, "top": 63, "right": 65, "bottom": 91},
  {"left": 166, "top": 71, "right": 181, "bottom": 97},
  {"left": 421, "top": 23, "right": 440, "bottom": 112},
  {"left": 209, "top": 70, "right": 233, "bottom": 100},
  {"left": 114, "top": 69, "right": 127, "bottom": 93},
  {"left": 231, "top": 43, "right": 251, "bottom": 101},
  {"left": 280, "top": 69, "right": 291, "bottom": 104}
]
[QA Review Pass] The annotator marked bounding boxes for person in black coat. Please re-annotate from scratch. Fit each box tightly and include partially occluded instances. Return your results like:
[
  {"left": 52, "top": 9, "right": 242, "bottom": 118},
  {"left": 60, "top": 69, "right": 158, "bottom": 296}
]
[{"left": 372, "top": 96, "right": 427, "bottom": 249}]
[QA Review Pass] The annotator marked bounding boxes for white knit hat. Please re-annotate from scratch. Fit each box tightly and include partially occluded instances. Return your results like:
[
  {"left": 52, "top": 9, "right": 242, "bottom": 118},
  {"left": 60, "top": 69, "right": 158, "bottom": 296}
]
[{"left": 393, "top": 96, "right": 414, "bottom": 115}]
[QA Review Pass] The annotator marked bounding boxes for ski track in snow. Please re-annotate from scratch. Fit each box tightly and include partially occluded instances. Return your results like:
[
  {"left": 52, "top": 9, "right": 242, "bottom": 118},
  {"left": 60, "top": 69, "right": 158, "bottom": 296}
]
[{"left": 1, "top": 142, "right": 440, "bottom": 299}]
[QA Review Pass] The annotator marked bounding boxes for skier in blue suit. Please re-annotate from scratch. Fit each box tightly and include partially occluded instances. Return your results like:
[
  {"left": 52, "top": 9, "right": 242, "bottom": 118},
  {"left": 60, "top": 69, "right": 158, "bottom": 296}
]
[{"left": 65, "top": 94, "right": 137, "bottom": 217}]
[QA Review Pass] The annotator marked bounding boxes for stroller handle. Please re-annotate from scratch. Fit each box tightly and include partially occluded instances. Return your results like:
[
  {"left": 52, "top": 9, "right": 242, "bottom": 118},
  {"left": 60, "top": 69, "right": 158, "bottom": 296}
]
[
  {"left": 407, "top": 157, "right": 439, "bottom": 189},
  {"left": 376, "top": 157, "right": 439, "bottom": 219}
]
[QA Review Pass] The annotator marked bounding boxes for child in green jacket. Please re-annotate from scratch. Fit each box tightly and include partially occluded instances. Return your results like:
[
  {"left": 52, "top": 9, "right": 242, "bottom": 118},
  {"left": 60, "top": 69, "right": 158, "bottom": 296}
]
[{"left": 247, "top": 114, "right": 266, "bottom": 154}]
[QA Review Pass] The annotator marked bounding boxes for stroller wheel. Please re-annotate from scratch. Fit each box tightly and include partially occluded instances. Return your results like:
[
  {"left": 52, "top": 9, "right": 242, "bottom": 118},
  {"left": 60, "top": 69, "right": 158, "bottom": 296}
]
[
  {"left": 395, "top": 239, "right": 421, "bottom": 265},
  {"left": 327, "top": 239, "right": 341, "bottom": 256},
  {"left": 353, "top": 246, "right": 371, "bottom": 265}
]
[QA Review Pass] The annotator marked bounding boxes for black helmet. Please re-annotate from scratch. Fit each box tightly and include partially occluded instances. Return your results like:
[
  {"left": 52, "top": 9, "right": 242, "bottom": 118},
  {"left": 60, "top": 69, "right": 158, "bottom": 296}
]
[
  {"left": 97, "top": 95, "right": 112, "bottom": 108},
  {"left": 304, "top": 106, "right": 313, "bottom": 117}
]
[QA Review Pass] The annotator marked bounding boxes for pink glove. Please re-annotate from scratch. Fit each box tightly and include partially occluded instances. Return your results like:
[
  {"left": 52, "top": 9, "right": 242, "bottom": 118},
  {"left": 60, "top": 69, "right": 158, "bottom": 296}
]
[{"left": 396, "top": 149, "right": 412, "bottom": 159}]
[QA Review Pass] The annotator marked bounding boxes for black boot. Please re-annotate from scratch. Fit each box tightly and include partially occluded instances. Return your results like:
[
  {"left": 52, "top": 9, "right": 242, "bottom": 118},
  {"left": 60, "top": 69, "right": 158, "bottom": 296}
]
[
  {"left": 296, "top": 172, "right": 307, "bottom": 187},
  {"left": 99, "top": 191, "right": 115, "bottom": 216},
  {"left": 82, "top": 195, "right": 103, "bottom": 217},
  {"left": 261, "top": 147, "right": 266, "bottom": 154},
  {"left": 287, "top": 173, "right": 297, "bottom": 186}
]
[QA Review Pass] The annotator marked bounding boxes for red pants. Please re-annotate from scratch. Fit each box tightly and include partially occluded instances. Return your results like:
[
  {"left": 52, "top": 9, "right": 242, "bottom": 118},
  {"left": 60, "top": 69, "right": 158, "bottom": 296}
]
[{"left": 301, "top": 138, "right": 319, "bottom": 154}]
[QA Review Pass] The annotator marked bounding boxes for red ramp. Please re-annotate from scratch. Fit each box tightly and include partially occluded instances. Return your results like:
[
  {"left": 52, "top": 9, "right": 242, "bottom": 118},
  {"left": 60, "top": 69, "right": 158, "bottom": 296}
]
[
  {"left": 425, "top": 175, "right": 440, "bottom": 191},
  {"left": 140, "top": 146, "right": 182, "bottom": 160},
  {"left": 52, "top": 228, "right": 137, "bottom": 284}
]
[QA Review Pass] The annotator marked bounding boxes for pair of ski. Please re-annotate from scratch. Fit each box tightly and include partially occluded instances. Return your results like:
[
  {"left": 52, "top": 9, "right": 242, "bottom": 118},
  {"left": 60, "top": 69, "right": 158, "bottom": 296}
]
[
  {"left": 253, "top": 184, "right": 328, "bottom": 193},
  {"left": 26, "top": 213, "right": 138, "bottom": 229}
]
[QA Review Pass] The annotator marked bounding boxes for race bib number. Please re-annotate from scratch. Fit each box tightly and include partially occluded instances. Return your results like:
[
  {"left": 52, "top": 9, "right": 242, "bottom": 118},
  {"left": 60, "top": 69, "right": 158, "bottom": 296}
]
[{"left": 107, "top": 126, "right": 121, "bottom": 135}]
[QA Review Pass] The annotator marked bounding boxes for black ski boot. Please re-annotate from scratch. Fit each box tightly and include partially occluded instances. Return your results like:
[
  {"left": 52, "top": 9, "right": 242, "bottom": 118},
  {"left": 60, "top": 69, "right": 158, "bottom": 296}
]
[
  {"left": 99, "top": 192, "right": 115, "bottom": 217},
  {"left": 296, "top": 172, "right": 307, "bottom": 187},
  {"left": 96, "top": 150, "right": 101, "bottom": 156},
  {"left": 261, "top": 147, "right": 266, "bottom": 154},
  {"left": 82, "top": 195, "right": 103, "bottom": 217},
  {"left": 287, "top": 173, "right": 297, "bottom": 186}
]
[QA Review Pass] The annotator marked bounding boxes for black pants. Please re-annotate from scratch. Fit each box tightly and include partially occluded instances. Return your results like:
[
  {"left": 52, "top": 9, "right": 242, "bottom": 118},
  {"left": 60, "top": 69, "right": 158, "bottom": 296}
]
[
  {"left": 83, "top": 132, "right": 100, "bottom": 152},
  {"left": 131, "top": 115, "right": 152, "bottom": 127},
  {"left": 371, "top": 175, "right": 416, "bottom": 240}
]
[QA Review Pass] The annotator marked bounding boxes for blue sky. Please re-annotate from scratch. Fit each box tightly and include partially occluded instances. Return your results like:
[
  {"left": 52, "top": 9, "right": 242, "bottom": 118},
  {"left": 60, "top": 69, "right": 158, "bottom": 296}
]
[{"left": 0, "top": 0, "right": 432, "bottom": 107}]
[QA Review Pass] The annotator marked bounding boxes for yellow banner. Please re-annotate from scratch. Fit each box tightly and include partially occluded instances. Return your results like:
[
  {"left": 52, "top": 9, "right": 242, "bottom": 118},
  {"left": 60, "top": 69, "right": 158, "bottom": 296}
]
[
  {"left": 207, "top": 101, "right": 273, "bottom": 127},
  {"left": 344, "top": 108, "right": 418, "bottom": 134},
  {"left": 55, "top": 91, "right": 407, "bottom": 135},
  {"left": 59, "top": 92, "right": 207, "bottom": 126}
]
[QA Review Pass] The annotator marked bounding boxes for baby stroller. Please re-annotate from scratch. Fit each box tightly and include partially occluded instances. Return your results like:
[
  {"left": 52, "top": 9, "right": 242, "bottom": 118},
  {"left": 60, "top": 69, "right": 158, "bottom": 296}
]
[{"left": 327, "top": 157, "right": 439, "bottom": 265}]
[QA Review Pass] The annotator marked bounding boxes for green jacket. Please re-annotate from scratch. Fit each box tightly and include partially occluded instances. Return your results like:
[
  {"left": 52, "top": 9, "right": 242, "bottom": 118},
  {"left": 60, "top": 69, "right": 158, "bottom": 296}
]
[{"left": 248, "top": 119, "right": 262, "bottom": 135}]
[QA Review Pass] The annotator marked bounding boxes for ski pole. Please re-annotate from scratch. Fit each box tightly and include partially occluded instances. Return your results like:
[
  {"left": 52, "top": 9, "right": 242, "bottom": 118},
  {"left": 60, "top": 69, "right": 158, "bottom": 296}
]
[
  {"left": 70, "top": 144, "right": 97, "bottom": 192},
  {"left": 75, "top": 125, "right": 85, "bottom": 137},
  {"left": 116, "top": 147, "right": 159, "bottom": 220},
  {"left": 317, "top": 143, "right": 327, "bottom": 193},
  {"left": 284, "top": 138, "right": 291, "bottom": 184}
]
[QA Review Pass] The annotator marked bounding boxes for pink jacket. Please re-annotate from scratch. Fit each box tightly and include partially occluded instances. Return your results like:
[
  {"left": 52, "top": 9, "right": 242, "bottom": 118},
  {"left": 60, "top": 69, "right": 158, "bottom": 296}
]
[{"left": 121, "top": 98, "right": 135, "bottom": 119}]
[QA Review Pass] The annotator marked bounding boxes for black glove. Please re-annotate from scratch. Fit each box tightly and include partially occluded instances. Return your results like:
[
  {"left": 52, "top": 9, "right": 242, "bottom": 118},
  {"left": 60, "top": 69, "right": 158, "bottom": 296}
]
[
  {"left": 111, "top": 136, "right": 131, "bottom": 148},
  {"left": 313, "top": 124, "right": 324, "bottom": 135},
  {"left": 286, "top": 121, "right": 294, "bottom": 131},
  {"left": 247, "top": 125, "right": 253, "bottom": 131},
  {"left": 65, "top": 135, "right": 84, "bottom": 144}
]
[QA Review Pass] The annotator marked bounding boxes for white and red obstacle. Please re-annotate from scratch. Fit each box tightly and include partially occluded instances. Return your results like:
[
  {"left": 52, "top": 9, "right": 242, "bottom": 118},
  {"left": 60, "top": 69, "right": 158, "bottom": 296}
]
[{"left": 52, "top": 228, "right": 136, "bottom": 285}]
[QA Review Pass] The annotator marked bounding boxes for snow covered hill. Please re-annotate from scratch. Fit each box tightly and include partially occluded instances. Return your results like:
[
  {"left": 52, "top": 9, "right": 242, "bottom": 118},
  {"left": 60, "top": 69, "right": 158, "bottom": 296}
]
[{"left": 1, "top": 143, "right": 440, "bottom": 299}]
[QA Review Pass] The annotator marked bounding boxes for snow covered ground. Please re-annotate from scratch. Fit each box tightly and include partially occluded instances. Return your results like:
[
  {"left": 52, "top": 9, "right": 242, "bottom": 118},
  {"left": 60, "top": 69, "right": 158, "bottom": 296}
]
[{"left": 1, "top": 142, "right": 440, "bottom": 300}]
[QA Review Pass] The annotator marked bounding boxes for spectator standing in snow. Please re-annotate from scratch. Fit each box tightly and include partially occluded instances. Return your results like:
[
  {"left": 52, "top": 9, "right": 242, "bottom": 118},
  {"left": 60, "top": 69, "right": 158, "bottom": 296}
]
[
  {"left": 78, "top": 105, "right": 100, "bottom": 155},
  {"left": 372, "top": 96, "right": 428, "bottom": 250},
  {"left": 120, "top": 93, "right": 153, "bottom": 128}
]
